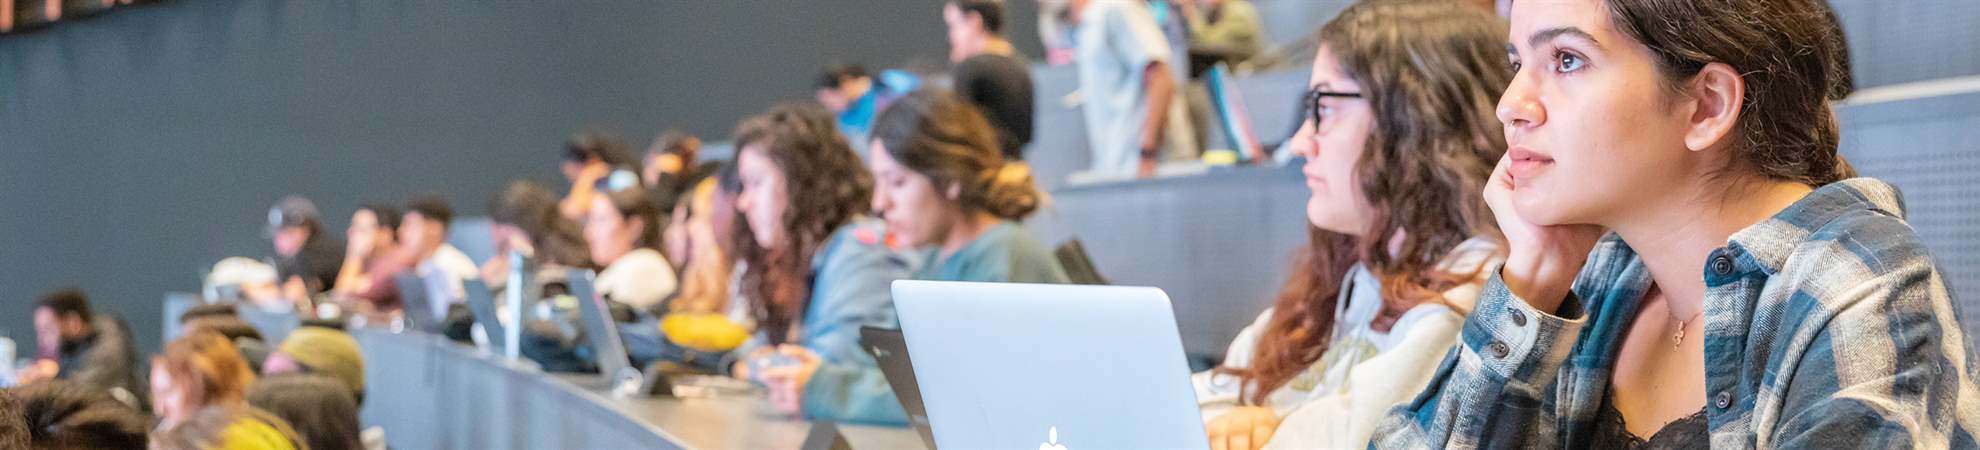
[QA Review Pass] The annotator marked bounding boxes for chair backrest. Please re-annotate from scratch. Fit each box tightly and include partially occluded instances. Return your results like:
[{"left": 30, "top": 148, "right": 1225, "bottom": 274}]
[{"left": 1053, "top": 239, "right": 1110, "bottom": 285}]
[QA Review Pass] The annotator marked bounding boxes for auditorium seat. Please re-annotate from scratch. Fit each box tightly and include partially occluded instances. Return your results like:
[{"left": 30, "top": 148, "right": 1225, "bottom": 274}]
[
  {"left": 1831, "top": 0, "right": 1980, "bottom": 88},
  {"left": 1837, "top": 75, "right": 1980, "bottom": 341}
]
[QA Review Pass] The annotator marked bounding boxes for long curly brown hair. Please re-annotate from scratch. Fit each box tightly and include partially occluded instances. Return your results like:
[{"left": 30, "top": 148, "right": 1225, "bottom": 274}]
[
  {"left": 731, "top": 102, "right": 874, "bottom": 345},
  {"left": 1228, "top": 0, "right": 1509, "bottom": 406}
]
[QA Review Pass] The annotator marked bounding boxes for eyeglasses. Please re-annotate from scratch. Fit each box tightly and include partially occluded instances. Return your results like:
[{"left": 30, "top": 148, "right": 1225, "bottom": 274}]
[{"left": 1306, "top": 89, "right": 1363, "bottom": 134}]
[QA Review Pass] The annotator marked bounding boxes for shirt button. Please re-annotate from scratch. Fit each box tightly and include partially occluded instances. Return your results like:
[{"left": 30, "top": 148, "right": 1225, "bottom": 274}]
[
  {"left": 1509, "top": 308, "right": 1528, "bottom": 327},
  {"left": 1715, "top": 391, "right": 1732, "bottom": 409},
  {"left": 1711, "top": 255, "right": 1736, "bottom": 276},
  {"left": 1487, "top": 341, "right": 1510, "bottom": 359}
]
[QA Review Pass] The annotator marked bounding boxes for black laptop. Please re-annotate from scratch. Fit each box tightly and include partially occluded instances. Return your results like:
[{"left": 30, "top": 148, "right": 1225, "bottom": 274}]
[{"left": 860, "top": 326, "right": 936, "bottom": 449}]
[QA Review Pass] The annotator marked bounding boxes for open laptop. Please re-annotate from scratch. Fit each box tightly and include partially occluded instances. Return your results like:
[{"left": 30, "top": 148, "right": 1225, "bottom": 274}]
[
  {"left": 892, "top": 281, "right": 1208, "bottom": 450},
  {"left": 393, "top": 273, "right": 443, "bottom": 334},
  {"left": 859, "top": 326, "right": 937, "bottom": 449},
  {"left": 565, "top": 268, "right": 640, "bottom": 389},
  {"left": 461, "top": 279, "right": 506, "bottom": 353}
]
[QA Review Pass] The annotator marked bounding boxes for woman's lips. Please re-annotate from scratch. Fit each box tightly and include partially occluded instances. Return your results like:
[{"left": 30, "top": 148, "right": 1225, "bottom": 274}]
[{"left": 1507, "top": 147, "right": 1554, "bottom": 184}]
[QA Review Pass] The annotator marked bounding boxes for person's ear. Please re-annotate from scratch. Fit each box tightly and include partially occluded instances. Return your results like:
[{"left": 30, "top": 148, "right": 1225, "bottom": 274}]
[
  {"left": 946, "top": 182, "right": 963, "bottom": 202},
  {"left": 1683, "top": 62, "right": 1744, "bottom": 153}
]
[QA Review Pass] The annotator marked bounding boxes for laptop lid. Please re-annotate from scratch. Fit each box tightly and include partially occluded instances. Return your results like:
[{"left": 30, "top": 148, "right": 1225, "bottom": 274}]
[
  {"left": 461, "top": 279, "right": 505, "bottom": 352},
  {"left": 393, "top": 273, "right": 442, "bottom": 334},
  {"left": 859, "top": 326, "right": 936, "bottom": 449},
  {"left": 892, "top": 280, "right": 1208, "bottom": 450},
  {"left": 566, "top": 268, "right": 635, "bottom": 380}
]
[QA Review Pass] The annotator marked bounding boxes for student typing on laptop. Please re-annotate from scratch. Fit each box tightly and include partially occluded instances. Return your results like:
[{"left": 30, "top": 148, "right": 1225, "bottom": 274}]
[
  {"left": 1189, "top": 3, "right": 1510, "bottom": 449},
  {"left": 722, "top": 103, "right": 918, "bottom": 425},
  {"left": 756, "top": 90, "right": 1076, "bottom": 425}
]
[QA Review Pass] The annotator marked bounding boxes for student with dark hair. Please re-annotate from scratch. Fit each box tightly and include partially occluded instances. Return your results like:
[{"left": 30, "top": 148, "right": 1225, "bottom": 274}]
[
  {"left": 23, "top": 289, "right": 144, "bottom": 409},
  {"left": 724, "top": 102, "right": 916, "bottom": 425},
  {"left": 1377, "top": 0, "right": 1978, "bottom": 447},
  {"left": 869, "top": 90, "right": 1066, "bottom": 284},
  {"left": 642, "top": 130, "right": 721, "bottom": 216},
  {"left": 558, "top": 131, "right": 643, "bottom": 221},
  {"left": 815, "top": 63, "right": 918, "bottom": 150},
  {"left": 482, "top": 180, "right": 592, "bottom": 300},
  {"left": 1182, "top": 3, "right": 1511, "bottom": 449},
  {"left": 759, "top": 90, "right": 1072, "bottom": 424},
  {"left": 248, "top": 375, "right": 365, "bottom": 450},
  {"left": 8, "top": 380, "right": 152, "bottom": 449},
  {"left": 332, "top": 204, "right": 402, "bottom": 306},
  {"left": 267, "top": 195, "right": 346, "bottom": 295},
  {"left": 585, "top": 187, "right": 679, "bottom": 313},
  {"left": 945, "top": 0, "right": 1035, "bottom": 160},
  {"left": 354, "top": 194, "right": 480, "bottom": 320}
]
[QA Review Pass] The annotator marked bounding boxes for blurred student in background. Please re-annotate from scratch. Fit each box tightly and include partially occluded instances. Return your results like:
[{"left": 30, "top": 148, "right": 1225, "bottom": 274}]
[
  {"left": 1190, "top": 2, "right": 1511, "bottom": 449},
  {"left": 23, "top": 289, "right": 145, "bottom": 409},
  {"left": 724, "top": 103, "right": 916, "bottom": 425},
  {"left": 6, "top": 380, "right": 151, "bottom": 449},
  {"left": 267, "top": 195, "right": 345, "bottom": 296},
  {"left": 332, "top": 204, "right": 401, "bottom": 312},
  {"left": 1058, "top": 0, "right": 1197, "bottom": 177},
  {"left": 759, "top": 90, "right": 1072, "bottom": 424},
  {"left": 558, "top": 131, "right": 643, "bottom": 221},
  {"left": 149, "top": 332, "right": 302, "bottom": 450},
  {"left": 643, "top": 130, "right": 719, "bottom": 217},
  {"left": 586, "top": 187, "right": 679, "bottom": 316},
  {"left": 944, "top": 0, "right": 1034, "bottom": 160}
]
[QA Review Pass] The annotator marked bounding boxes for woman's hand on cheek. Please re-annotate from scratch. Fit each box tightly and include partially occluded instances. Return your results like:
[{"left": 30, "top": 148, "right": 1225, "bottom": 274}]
[{"left": 1484, "top": 153, "right": 1604, "bottom": 314}]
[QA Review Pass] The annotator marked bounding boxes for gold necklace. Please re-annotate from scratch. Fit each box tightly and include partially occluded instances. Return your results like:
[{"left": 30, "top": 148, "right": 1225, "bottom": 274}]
[{"left": 1657, "top": 286, "right": 1705, "bottom": 350}]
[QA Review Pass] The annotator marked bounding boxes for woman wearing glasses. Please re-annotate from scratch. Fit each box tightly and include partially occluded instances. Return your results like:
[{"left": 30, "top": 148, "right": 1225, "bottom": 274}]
[{"left": 1191, "top": 3, "right": 1510, "bottom": 449}]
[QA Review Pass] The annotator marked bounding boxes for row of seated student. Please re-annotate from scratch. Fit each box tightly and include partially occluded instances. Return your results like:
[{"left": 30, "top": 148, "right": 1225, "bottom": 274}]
[
  {"left": 6, "top": 289, "right": 376, "bottom": 449},
  {"left": 41, "top": 0, "right": 1971, "bottom": 449}
]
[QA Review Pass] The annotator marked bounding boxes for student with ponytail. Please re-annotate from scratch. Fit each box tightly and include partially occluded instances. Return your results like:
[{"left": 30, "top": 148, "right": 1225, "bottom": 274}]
[
  {"left": 867, "top": 89, "right": 1069, "bottom": 284},
  {"left": 756, "top": 90, "right": 1072, "bottom": 426}
]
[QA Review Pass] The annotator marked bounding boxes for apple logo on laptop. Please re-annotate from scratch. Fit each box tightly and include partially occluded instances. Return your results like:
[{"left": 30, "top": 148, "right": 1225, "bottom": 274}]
[{"left": 1040, "top": 426, "right": 1068, "bottom": 450}]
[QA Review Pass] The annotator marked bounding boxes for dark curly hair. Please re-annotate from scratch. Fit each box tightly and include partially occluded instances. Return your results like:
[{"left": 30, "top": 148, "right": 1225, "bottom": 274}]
[
  {"left": 732, "top": 102, "right": 874, "bottom": 345},
  {"left": 1230, "top": 0, "right": 1508, "bottom": 406}
]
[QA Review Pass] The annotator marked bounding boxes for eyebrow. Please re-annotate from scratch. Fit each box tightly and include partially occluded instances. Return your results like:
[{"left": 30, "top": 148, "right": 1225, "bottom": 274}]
[{"left": 1527, "top": 26, "right": 1603, "bottom": 51}]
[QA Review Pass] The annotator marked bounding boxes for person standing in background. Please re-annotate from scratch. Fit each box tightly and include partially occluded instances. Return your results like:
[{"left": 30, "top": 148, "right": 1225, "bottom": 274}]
[
  {"left": 944, "top": 0, "right": 1036, "bottom": 161},
  {"left": 1059, "top": 0, "right": 1198, "bottom": 178}
]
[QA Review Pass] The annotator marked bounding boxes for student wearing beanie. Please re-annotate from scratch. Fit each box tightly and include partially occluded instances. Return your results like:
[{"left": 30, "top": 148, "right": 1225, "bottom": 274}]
[{"left": 261, "top": 327, "right": 364, "bottom": 404}]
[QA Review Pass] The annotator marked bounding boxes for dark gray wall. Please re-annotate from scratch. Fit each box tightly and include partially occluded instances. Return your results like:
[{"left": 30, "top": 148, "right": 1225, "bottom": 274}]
[{"left": 0, "top": 0, "right": 1024, "bottom": 353}]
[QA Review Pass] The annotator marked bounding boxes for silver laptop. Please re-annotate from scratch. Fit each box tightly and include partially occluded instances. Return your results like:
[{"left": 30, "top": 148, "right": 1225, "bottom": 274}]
[
  {"left": 892, "top": 280, "right": 1209, "bottom": 450},
  {"left": 565, "top": 268, "right": 640, "bottom": 387}
]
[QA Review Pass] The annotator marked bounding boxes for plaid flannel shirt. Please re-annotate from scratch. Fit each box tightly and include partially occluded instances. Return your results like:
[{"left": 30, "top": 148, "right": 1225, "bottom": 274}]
[{"left": 1374, "top": 178, "right": 1980, "bottom": 449}]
